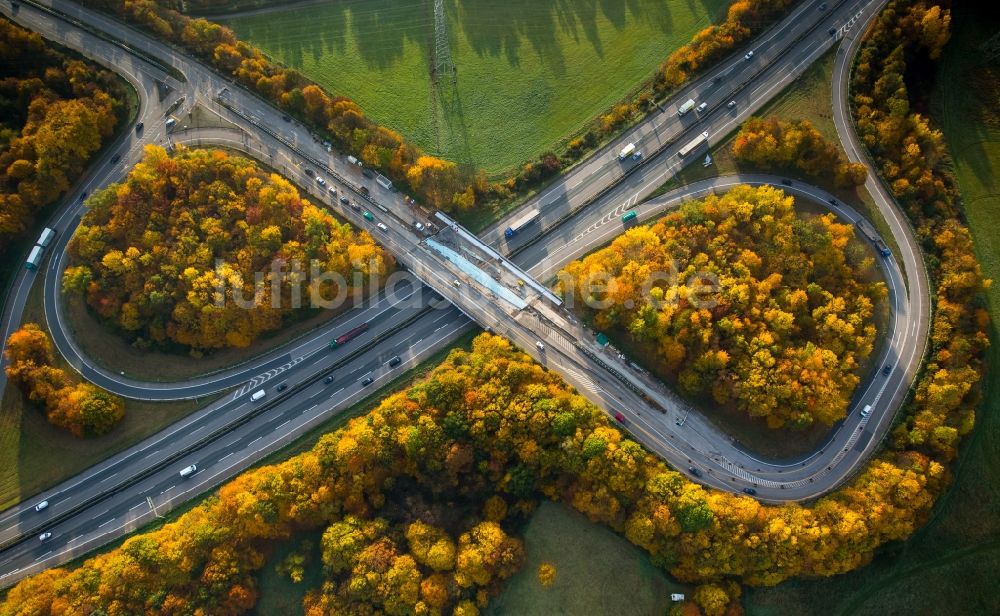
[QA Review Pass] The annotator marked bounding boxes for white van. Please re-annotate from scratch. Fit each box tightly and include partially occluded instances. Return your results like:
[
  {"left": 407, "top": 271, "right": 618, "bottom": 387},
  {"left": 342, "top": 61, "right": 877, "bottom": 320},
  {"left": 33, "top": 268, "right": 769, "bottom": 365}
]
[
  {"left": 250, "top": 389, "right": 266, "bottom": 402},
  {"left": 179, "top": 464, "right": 197, "bottom": 478},
  {"left": 860, "top": 404, "right": 872, "bottom": 418}
]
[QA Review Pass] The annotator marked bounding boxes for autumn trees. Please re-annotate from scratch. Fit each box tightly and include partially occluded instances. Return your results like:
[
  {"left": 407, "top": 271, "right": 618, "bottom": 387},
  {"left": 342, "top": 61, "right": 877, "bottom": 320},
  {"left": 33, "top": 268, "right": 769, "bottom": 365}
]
[
  {"left": 732, "top": 117, "right": 869, "bottom": 187},
  {"left": 0, "top": 17, "right": 126, "bottom": 270},
  {"left": 0, "top": 332, "right": 967, "bottom": 614},
  {"left": 85, "top": 0, "right": 485, "bottom": 212},
  {"left": 4, "top": 324, "right": 125, "bottom": 437},
  {"left": 64, "top": 145, "right": 391, "bottom": 352},
  {"left": 851, "top": 0, "right": 988, "bottom": 464},
  {"left": 559, "top": 185, "right": 885, "bottom": 429},
  {"left": 657, "top": 0, "right": 797, "bottom": 91}
]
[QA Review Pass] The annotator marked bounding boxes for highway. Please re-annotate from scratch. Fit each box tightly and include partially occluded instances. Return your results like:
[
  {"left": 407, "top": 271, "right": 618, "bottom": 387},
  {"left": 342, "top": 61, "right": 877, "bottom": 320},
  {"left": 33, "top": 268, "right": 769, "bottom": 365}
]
[{"left": 0, "top": 0, "right": 929, "bottom": 587}]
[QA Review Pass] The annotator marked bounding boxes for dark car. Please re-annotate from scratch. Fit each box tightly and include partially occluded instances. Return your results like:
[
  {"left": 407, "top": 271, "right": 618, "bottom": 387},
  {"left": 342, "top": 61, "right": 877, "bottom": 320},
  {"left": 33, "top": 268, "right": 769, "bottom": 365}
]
[
  {"left": 135, "top": 121, "right": 144, "bottom": 134},
  {"left": 276, "top": 382, "right": 288, "bottom": 392},
  {"left": 304, "top": 168, "right": 315, "bottom": 177},
  {"left": 688, "top": 466, "right": 702, "bottom": 477},
  {"left": 361, "top": 376, "right": 374, "bottom": 386},
  {"left": 781, "top": 179, "right": 793, "bottom": 186},
  {"left": 323, "top": 374, "right": 335, "bottom": 384},
  {"left": 829, "top": 27, "right": 838, "bottom": 36},
  {"left": 882, "top": 365, "right": 892, "bottom": 376},
  {"left": 828, "top": 198, "right": 838, "bottom": 206},
  {"left": 339, "top": 196, "right": 350, "bottom": 205},
  {"left": 110, "top": 153, "right": 122, "bottom": 164},
  {"left": 359, "top": 186, "right": 370, "bottom": 196},
  {"left": 282, "top": 115, "right": 291, "bottom": 122},
  {"left": 362, "top": 169, "right": 375, "bottom": 179},
  {"left": 388, "top": 356, "right": 402, "bottom": 367},
  {"left": 742, "top": 487, "right": 757, "bottom": 495},
  {"left": 79, "top": 191, "right": 88, "bottom": 201}
]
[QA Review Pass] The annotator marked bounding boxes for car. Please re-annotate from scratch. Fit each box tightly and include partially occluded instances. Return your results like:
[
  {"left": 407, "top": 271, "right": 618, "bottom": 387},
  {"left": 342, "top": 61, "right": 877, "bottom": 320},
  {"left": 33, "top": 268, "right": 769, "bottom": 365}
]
[
  {"left": 110, "top": 153, "right": 121, "bottom": 164},
  {"left": 328, "top": 186, "right": 337, "bottom": 195},
  {"left": 135, "top": 121, "right": 144, "bottom": 133},
  {"left": 414, "top": 222, "right": 425, "bottom": 232},
  {"left": 829, "top": 27, "right": 838, "bottom": 36},
  {"left": 712, "top": 75, "right": 722, "bottom": 84},
  {"left": 361, "top": 376, "right": 374, "bottom": 386},
  {"left": 179, "top": 464, "right": 198, "bottom": 478},
  {"left": 316, "top": 176, "right": 326, "bottom": 186},
  {"left": 727, "top": 100, "right": 737, "bottom": 109},
  {"left": 323, "top": 374, "right": 335, "bottom": 384},
  {"left": 688, "top": 467, "right": 702, "bottom": 477},
  {"left": 340, "top": 196, "right": 350, "bottom": 205},
  {"left": 536, "top": 341, "right": 545, "bottom": 352},
  {"left": 613, "top": 411, "right": 627, "bottom": 424},
  {"left": 744, "top": 50, "right": 754, "bottom": 61},
  {"left": 38, "top": 532, "right": 52, "bottom": 541},
  {"left": 362, "top": 169, "right": 374, "bottom": 179},
  {"left": 781, "top": 179, "right": 793, "bottom": 186},
  {"left": 351, "top": 203, "right": 362, "bottom": 212},
  {"left": 282, "top": 115, "right": 291, "bottom": 122},
  {"left": 376, "top": 222, "right": 388, "bottom": 232},
  {"left": 453, "top": 279, "right": 461, "bottom": 287},
  {"left": 363, "top": 211, "right": 374, "bottom": 221},
  {"left": 742, "top": 487, "right": 757, "bottom": 495},
  {"left": 860, "top": 404, "right": 873, "bottom": 418},
  {"left": 696, "top": 102, "right": 708, "bottom": 114},
  {"left": 359, "top": 186, "right": 370, "bottom": 196},
  {"left": 276, "top": 382, "right": 288, "bottom": 392},
  {"left": 79, "top": 191, "right": 88, "bottom": 201},
  {"left": 34, "top": 500, "right": 49, "bottom": 512},
  {"left": 883, "top": 365, "right": 892, "bottom": 376},
  {"left": 828, "top": 198, "right": 838, "bottom": 205},
  {"left": 388, "top": 356, "right": 401, "bottom": 367},
  {"left": 304, "top": 168, "right": 315, "bottom": 177}
]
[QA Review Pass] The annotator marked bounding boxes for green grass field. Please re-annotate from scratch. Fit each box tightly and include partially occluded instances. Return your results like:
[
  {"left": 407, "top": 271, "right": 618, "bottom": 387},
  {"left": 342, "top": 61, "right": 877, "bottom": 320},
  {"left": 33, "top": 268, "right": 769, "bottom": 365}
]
[
  {"left": 220, "top": 0, "right": 728, "bottom": 175},
  {"left": 744, "top": 5, "right": 1000, "bottom": 614},
  {"left": 485, "top": 501, "right": 684, "bottom": 616}
]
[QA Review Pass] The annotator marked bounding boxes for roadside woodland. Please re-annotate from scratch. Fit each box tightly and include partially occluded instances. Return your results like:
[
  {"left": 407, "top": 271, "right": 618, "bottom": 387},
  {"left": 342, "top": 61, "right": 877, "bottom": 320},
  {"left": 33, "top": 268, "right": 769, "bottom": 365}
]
[
  {"left": 0, "top": 333, "right": 964, "bottom": 614},
  {"left": 4, "top": 324, "right": 125, "bottom": 437},
  {"left": 65, "top": 146, "right": 391, "bottom": 352},
  {"left": 0, "top": 17, "right": 126, "bottom": 269},
  {"left": 732, "top": 117, "right": 869, "bottom": 187},
  {"left": 559, "top": 185, "right": 885, "bottom": 429}
]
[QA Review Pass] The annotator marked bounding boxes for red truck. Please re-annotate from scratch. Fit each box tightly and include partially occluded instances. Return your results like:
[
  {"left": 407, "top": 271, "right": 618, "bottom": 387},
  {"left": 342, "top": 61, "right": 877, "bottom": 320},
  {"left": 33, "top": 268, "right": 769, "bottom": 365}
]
[{"left": 329, "top": 323, "right": 369, "bottom": 349}]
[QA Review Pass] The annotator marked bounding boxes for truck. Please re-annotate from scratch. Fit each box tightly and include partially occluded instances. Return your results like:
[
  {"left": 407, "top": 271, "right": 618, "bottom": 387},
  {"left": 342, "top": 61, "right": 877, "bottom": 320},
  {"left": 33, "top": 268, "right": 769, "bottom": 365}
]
[
  {"left": 678, "top": 99, "right": 696, "bottom": 116},
  {"left": 618, "top": 143, "right": 637, "bottom": 160},
  {"left": 504, "top": 207, "right": 540, "bottom": 239},
  {"left": 36, "top": 227, "right": 56, "bottom": 248},
  {"left": 678, "top": 131, "right": 710, "bottom": 158},
  {"left": 853, "top": 218, "right": 892, "bottom": 257},
  {"left": 25, "top": 246, "right": 43, "bottom": 271},
  {"left": 329, "top": 322, "right": 369, "bottom": 349}
]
